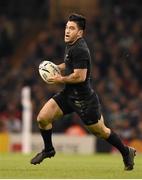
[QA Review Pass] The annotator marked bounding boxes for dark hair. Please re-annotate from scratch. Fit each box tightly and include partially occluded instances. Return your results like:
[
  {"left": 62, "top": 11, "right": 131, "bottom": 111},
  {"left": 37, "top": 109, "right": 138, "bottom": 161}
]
[{"left": 68, "top": 13, "right": 86, "bottom": 30}]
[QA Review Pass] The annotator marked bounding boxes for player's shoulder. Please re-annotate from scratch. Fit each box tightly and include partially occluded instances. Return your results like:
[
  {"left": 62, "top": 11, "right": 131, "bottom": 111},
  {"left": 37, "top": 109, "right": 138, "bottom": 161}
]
[
  {"left": 75, "top": 38, "right": 87, "bottom": 48},
  {"left": 72, "top": 38, "right": 89, "bottom": 53}
]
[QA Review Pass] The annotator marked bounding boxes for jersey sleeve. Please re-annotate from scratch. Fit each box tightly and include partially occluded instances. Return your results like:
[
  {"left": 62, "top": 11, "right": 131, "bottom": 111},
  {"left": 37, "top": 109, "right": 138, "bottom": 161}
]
[{"left": 71, "top": 48, "right": 89, "bottom": 69}]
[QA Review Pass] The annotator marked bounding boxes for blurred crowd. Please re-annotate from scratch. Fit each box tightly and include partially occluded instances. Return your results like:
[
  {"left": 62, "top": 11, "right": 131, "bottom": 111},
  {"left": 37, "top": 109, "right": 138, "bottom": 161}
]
[{"left": 0, "top": 1, "right": 142, "bottom": 145}]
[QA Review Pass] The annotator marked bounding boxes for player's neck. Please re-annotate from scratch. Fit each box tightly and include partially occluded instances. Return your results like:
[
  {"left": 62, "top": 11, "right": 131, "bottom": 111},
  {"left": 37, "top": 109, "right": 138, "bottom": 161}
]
[{"left": 68, "top": 36, "right": 83, "bottom": 45}]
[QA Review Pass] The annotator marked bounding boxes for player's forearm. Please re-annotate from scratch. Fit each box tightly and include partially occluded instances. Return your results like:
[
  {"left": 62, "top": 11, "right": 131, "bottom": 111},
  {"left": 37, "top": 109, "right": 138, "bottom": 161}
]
[
  {"left": 61, "top": 73, "right": 85, "bottom": 84},
  {"left": 49, "top": 69, "right": 87, "bottom": 84}
]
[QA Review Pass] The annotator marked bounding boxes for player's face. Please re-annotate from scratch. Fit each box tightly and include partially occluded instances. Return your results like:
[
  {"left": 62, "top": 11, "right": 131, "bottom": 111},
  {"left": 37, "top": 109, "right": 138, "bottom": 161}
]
[{"left": 64, "top": 21, "right": 83, "bottom": 44}]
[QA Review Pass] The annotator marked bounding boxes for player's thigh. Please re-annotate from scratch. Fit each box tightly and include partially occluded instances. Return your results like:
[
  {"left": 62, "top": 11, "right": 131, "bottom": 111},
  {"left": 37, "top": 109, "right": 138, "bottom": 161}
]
[
  {"left": 85, "top": 115, "right": 111, "bottom": 138},
  {"left": 37, "top": 98, "right": 63, "bottom": 124}
]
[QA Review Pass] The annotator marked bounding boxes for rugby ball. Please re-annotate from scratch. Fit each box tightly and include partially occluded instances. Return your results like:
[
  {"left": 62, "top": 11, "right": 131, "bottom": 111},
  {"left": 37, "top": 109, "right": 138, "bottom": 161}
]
[{"left": 39, "top": 60, "right": 61, "bottom": 84}]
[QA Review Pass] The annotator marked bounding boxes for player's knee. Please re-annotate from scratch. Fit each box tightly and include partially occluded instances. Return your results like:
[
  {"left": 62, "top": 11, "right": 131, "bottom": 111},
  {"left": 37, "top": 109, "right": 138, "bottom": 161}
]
[
  {"left": 99, "top": 128, "right": 110, "bottom": 139},
  {"left": 92, "top": 127, "right": 110, "bottom": 139},
  {"left": 37, "top": 114, "right": 51, "bottom": 129}
]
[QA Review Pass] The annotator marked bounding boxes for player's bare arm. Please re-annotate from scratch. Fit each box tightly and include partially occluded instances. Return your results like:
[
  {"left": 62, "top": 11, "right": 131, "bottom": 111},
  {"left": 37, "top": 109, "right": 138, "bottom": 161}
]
[
  {"left": 49, "top": 68, "right": 87, "bottom": 84},
  {"left": 57, "top": 63, "right": 66, "bottom": 73}
]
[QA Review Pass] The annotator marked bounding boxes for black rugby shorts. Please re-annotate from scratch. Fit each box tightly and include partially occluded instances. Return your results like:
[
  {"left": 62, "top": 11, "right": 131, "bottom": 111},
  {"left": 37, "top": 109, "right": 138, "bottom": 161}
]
[{"left": 53, "top": 90, "right": 101, "bottom": 125}]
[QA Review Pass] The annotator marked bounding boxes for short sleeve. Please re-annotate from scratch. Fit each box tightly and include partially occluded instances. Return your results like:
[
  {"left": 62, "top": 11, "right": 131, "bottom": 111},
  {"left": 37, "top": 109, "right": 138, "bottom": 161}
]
[{"left": 71, "top": 48, "right": 89, "bottom": 69}]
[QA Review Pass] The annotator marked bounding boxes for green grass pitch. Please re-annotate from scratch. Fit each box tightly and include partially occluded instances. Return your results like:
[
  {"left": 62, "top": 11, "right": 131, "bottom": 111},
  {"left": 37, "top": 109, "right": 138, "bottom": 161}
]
[{"left": 0, "top": 152, "right": 141, "bottom": 179}]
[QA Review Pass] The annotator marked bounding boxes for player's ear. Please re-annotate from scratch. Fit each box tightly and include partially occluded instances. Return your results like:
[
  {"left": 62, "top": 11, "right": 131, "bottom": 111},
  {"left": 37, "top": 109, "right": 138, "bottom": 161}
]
[{"left": 77, "top": 30, "right": 83, "bottom": 37}]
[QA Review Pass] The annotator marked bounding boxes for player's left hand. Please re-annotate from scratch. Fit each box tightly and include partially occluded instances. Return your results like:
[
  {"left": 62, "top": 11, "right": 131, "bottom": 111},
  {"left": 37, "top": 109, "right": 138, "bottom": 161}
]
[{"left": 48, "top": 74, "right": 64, "bottom": 84}]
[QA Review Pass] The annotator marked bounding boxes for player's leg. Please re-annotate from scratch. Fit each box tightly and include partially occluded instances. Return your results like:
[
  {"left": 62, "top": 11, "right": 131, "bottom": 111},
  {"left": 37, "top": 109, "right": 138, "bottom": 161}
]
[
  {"left": 31, "top": 90, "right": 73, "bottom": 165},
  {"left": 85, "top": 115, "right": 136, "bottom": 170},
  {"left": 37, "top": 98, "right": 63, "bottom": 148},
  {"left": 31, "top": 98, "right": 63, "bottom": 165}
]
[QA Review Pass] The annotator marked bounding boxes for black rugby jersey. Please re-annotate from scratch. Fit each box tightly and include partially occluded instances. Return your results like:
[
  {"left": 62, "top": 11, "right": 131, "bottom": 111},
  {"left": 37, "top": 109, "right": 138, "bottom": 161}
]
[{"left": 63, "top": 38, "right": 94, "bottom": 98}]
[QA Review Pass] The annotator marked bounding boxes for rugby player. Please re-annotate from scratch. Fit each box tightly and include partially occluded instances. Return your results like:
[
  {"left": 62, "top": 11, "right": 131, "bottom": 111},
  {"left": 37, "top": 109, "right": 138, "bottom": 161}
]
[{"left": 31, "top": 13, "right": 136, "bottom": 170}]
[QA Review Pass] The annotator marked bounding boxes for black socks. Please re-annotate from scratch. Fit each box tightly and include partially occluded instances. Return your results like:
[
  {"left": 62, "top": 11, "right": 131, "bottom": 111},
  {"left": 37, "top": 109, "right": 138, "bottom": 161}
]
[
  {"left": 106, "top": 131, "right": 129, "bottom": 156},
  {"left": 40, "top": 129, "right": 54, "bottom": 152},
  {"left": 40, "top": 128, "right": 128, "bottom": 156}
]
